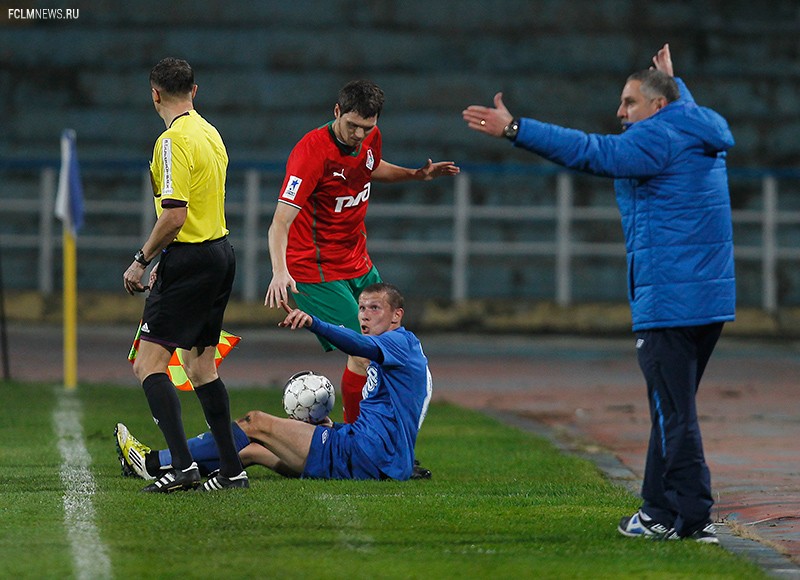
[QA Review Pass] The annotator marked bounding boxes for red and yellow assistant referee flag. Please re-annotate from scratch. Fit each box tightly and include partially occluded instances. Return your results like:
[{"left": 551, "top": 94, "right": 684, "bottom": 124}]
[{"left": 128, "top": 322, "right": 241, "bottom": 391}]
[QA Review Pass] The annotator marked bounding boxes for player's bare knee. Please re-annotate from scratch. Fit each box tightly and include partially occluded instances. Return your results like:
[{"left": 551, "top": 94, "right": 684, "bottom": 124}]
[
  {"left": 239, "top": 410, "right": 275, "bottom": 438},
  {"left": 131, "top": 359, "right": 148, "bottom": 383},
  {"left": 182, "top": 363, "right": 200, "bottom": 386}
]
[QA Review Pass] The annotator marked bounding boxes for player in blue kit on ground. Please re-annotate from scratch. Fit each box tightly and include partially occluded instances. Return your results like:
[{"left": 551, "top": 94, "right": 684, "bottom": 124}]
[
  {"left": 117, "top": 283, "right": 432, "bottom": 481},
  {"left": 253, "top": 282, "right": 432, "bottom": 480}
]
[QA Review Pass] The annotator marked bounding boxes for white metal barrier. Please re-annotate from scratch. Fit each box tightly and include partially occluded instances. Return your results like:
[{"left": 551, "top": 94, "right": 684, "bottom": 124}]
[{"left": 1, "top": 166, "right": 799, "bottom": 312}]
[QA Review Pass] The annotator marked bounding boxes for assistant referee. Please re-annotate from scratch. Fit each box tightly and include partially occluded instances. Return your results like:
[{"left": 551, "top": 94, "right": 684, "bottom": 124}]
[{"left": 122, "top": 57, "right": 246, "bottom": 493}]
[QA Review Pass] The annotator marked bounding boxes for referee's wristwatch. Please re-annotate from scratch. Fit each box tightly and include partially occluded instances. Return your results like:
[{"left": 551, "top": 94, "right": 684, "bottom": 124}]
[
  {"left": 133, "top": 249, "right": 151, "bottom": 267},
  {"left": 503, "top": 118, "right": 520, "bottom": 141}
]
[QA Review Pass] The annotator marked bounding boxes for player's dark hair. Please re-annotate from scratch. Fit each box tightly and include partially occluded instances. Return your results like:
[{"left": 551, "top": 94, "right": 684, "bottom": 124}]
[
  {"left": 362, "top": 283, "right": 404, "bottom": 310},
  {"left": 338, "top": 80, "right": 385, "bottom": 119},
  {"left": 150, "top": 57, "right": 194, "bottom": 96},
  {"left": 627, "top": 69, "right": 680, "bottom": 103}
]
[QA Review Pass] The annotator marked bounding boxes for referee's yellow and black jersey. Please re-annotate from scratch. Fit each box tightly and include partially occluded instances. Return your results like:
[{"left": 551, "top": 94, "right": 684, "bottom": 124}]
[{"left": 149, "top": 109, "right": 229, "bottom": 243}]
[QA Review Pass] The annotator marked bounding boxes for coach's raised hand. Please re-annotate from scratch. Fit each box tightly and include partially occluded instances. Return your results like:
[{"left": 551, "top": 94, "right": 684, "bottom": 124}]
[{"left": 462, "top": 92, "right": 514, "bottom": 138}]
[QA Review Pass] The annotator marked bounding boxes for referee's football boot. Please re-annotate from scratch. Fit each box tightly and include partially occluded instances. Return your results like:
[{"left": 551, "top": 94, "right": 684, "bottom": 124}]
[
  {"left": 114, "top": 422, "right": 154, "bottom": 480},
  {"left": 197, "top": 470, "right": 249, "bottom": 492},
  {"left": 142, "top": 462, "right": 201, "bottom": 493},
  {"left": 617, "top": 509, "right": 672, "bottom": 539},
  {"left": 410, "top": 459, "right": 432, "bottom": 480}
]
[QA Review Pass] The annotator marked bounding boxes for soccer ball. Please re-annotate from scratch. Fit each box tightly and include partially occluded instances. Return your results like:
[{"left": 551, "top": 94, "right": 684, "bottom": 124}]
[{"left": 282, "top": 371, "right": 335, "bottom": 424}]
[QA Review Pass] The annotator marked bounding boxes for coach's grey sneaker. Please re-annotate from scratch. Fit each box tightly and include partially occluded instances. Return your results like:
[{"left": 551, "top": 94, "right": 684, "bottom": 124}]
[
  {"left": 667, "top": 522, "right": 720, "bottom": 544},
  {"left": 115, "top": 422, "right": 154, "bottom": 480},
  {"left": 197, "top": 470, "right": 249, "bottom": 492},
  {"left": 142, "top": 462, "right": 201, "bottom": 493},
  {"left": 617, "top": 510, "right": 672, "bottom": 539}
]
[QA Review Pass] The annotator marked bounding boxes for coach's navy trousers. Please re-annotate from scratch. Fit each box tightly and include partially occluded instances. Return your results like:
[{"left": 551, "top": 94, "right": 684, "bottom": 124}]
[{"left": 635, "top": 322, "right": 724, "bottom": 537}]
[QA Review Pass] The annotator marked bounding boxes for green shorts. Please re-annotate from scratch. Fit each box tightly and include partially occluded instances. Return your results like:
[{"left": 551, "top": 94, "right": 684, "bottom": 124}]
[{"left": 294, "top": 267, "right": 382, "bottom": 351}]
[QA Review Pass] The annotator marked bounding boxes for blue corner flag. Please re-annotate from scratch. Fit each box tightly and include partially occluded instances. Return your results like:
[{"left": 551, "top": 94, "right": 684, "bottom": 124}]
[{"left": 55, "top": 129, "right": 85, "bottom": 235}]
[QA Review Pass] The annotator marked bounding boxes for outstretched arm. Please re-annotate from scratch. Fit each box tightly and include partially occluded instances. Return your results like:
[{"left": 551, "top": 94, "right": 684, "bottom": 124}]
[
  {"left": 372, "top": 159, "right": 460, "bottom": 182},
  {"left": 462, "top": 92, "right": 515, "bottom": 138},
  {"left": 278, "top": 302, "right": 383, "bottom": 361}
]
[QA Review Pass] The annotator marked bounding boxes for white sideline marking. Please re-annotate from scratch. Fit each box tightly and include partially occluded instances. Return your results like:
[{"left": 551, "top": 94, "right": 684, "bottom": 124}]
[
  {"left": 317, "top": 493, "right": 374, "bottom": 552},
  {"left": 53, "top": 388, "right": 112, "bottom": 579}
]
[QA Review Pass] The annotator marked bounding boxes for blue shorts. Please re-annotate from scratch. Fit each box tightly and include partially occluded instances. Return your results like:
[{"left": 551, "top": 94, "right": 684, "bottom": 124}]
[{"left": 302, "top": 424, "right": 383, "bottom": 480}]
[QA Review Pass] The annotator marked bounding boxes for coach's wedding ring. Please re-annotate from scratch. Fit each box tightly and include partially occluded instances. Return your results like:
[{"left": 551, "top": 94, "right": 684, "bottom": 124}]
[{"left": 480, "top": 119, "right": 486, "bottom": 126}]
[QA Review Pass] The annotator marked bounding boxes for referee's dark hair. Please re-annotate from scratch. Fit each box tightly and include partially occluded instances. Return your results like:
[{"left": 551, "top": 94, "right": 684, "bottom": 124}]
[
  {"left": 338, "top": 80, "right": 385, "bottom": 119},
  {"left": 150, "top": 57, "right": 195, "bottom": 97}
]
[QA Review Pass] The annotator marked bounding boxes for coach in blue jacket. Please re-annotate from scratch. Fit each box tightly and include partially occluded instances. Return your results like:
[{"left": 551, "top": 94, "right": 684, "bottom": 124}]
[{"left": 463, "top": 43, "right": 734, "bottom": 544}]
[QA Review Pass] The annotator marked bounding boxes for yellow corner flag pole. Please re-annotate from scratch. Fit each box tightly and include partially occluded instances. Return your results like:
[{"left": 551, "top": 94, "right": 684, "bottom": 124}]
[
  {"left": 62, "top": 226, "right": 78, "bottom": 389},
  {"left": 56, "top": 129, "right": 84, "bottom": 390}
]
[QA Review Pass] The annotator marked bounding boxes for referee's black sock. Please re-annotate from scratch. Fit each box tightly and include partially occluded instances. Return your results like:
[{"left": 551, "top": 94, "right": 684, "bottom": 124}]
[
  {"left": 195, "top": 377, "right": 243, "bottom": 478},
  {"left": 144, "top": 451, "right": 162, "bottom": 477},
  {"left": 142, "top": 373, "right": 193, "bottom": 471}
]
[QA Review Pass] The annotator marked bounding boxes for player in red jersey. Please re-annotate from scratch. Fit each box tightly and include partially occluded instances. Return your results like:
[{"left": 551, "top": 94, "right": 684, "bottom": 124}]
[{"left": 265, "top": 80, "right": 458, "bottom": 426}]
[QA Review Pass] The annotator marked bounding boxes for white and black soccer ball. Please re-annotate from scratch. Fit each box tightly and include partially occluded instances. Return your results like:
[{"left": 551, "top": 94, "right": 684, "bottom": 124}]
[{"left": 282, "top": 371, "right": 335, "bottom": 424}]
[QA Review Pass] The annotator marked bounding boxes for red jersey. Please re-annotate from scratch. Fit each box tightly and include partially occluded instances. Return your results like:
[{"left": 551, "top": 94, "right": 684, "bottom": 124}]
[{"left": 278, "top": 122, "right": 382, "bottom": 283}]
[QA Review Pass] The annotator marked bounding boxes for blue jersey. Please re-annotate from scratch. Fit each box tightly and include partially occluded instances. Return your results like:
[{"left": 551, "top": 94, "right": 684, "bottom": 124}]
[
  {"left": 307, "top": 319, "right": 432, "bottom": 480},
  {"left": 512, "top": 78, "right": 735, "bottom": 331},
  {"left": 351, "top": 328, "right": 432, "bottom": 479}
]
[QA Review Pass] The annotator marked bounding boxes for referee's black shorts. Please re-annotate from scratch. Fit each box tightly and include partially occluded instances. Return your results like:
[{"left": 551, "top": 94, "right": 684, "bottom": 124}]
[{"left": 140, "top": 236, "right": 235, "bottom": 350}]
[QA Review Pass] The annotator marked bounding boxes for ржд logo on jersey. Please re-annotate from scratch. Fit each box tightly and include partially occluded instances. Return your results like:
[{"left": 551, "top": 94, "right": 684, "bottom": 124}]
[{"left": 334, "top": 182, "right": 370, "bottom": 213}]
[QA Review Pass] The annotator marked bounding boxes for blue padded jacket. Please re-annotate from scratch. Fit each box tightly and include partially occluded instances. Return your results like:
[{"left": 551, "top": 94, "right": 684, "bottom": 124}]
[{"left": 513, "top": 78, "right": 735, "bottom": 330}]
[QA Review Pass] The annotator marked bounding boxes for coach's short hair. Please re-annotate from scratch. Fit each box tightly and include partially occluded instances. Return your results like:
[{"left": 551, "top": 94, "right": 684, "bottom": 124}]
[
  {"left": 338, "top": 80, "right": 385, "bottom": 119},
  {"left": 150, "top": 57, "right": 194, "bottom": 96},
  {"left": 362, "top": 283, "right": 404, "bottom": 310},
  {"left": 627, "top": 69, "right": 680, "bottom": 103}
]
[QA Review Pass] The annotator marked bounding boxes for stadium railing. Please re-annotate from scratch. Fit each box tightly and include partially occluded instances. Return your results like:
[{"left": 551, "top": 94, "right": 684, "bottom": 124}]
[{"left": 1, "top": 158, "right": 800, "bottom": 311}]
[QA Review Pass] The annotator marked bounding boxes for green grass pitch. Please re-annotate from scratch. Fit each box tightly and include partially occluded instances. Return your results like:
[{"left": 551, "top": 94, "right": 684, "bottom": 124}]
[{"left": 0, "top": 381, "right": 766, "bottom": 579}]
